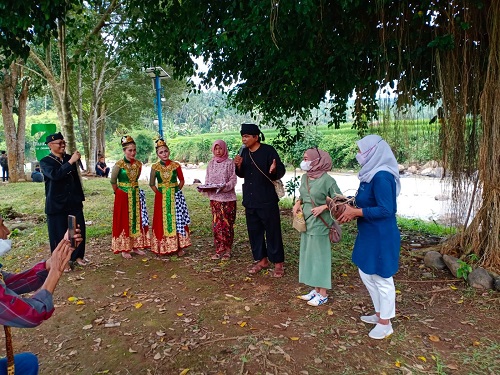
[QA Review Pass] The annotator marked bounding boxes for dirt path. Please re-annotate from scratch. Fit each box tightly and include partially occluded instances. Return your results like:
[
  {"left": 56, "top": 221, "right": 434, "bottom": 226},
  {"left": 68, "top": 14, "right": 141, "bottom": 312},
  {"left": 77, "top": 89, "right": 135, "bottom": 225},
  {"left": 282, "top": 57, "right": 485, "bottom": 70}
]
[{"left": 11, "top": 233, "right": 500, "bottom": 375}]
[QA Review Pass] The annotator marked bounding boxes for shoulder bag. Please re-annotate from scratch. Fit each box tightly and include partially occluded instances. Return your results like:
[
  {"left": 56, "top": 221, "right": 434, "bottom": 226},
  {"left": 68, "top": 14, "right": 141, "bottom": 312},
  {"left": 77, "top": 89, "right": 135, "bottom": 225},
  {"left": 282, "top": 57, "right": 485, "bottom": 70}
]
[
  {"left": 306, "top": 178, "right": 342, "bottom": 243},
  {"left": 248, "top": 152, "right": 285, "bottom": 199}
]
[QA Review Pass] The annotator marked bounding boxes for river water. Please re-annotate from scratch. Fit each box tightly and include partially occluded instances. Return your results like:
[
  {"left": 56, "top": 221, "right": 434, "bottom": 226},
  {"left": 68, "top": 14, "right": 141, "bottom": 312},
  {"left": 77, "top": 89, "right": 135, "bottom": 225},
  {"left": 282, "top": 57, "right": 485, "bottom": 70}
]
[{"left": 135, "top": 166, "right": 453, "bottom": 223}]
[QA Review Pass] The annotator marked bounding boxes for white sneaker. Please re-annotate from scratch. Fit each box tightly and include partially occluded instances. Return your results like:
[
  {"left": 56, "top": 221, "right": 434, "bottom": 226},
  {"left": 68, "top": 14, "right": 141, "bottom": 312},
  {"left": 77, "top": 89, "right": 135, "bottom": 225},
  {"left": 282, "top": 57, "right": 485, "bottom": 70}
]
[
  {"left": 299, "top": 289, "right": 318, "bottom": 301},
  {"left": 360, "top": 314, "right": 379, "bottom": 324},
  {"left": 307, "top": 294, "right": 328, "bottom": 306},
  {"left": 368, "top": 323, "right": 393, "bottom": 339}
]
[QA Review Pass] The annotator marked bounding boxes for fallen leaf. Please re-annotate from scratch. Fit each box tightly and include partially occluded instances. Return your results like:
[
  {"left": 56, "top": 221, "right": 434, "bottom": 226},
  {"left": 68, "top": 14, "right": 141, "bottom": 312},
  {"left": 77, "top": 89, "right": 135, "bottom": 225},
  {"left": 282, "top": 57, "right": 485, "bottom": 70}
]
[
  {"left": 417, "top": 356, "right": 427, "bottom": 362},
  {"left": 176, "top": 312, "right": 184, "bottom": 316},
  {"left": 327, "top": 309, "right": 334, "bottom": 316},
  {"left": 129, "top": 348, "right": 137, "bottom": 353},
  {"left": 456, "top": 299, "right": 464, "bottom": 304},
  {"left": 82, "top": 324, "right": 93, "bottom": 330},
  {"left": 289, "top": 337, "right": 300, "bottom": 341},
  {"left": 134, "top": 302, "right": 143, "bottom": 309},
  {"left": 395, "top": 290, "right": 401, "bottom": 294},
  {"left": 170, "top": 274, "right": 178, "bottom": 279},
  {"left": 141, "top": 258, "right": 148, "bottom": 262},
  {"left": 429, "top": 335, "right": 440, "bottom": 342},
  {"left": 239, "top": 321, "right": 247, "bottom": 327},
  {"left": 449, "top": 285, "right": 458, "bottom": 290},
  {"left": 156, "top": 331, "right": 165, "bottom": 337},
  {"left": 446, "top": 364, "right": 459, "bottom": 370},
  {"left": 473, "top": 341, "right": 481, "bottom": 346},
  {"left": 76, "top": 300, "right": 85, "bottom": 305},
  {"left": 69, "top": 350, "right": 77, "bottom": 356},
  {"left": 341, "top": 273, "right": 347, "bottom": 277},
  {"left": 153, "top": 353, "right": 161, "bottom": 360},
  {"left": 395, "top": 360, "right": 401, "bottom": 368},
  {"left": 67, "top": 296, "right": 78, "bottom": 302},
  {"left": 179, "top": 369, "right": 190, "bottom": 375}
]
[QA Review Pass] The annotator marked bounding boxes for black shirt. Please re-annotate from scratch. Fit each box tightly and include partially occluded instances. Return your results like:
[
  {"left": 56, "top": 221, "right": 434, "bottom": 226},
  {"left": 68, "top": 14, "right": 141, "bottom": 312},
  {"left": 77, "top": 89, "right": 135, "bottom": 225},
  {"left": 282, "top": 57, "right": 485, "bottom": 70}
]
[{"left": 235, "top": 143, "right": 285, "bottom": 208}]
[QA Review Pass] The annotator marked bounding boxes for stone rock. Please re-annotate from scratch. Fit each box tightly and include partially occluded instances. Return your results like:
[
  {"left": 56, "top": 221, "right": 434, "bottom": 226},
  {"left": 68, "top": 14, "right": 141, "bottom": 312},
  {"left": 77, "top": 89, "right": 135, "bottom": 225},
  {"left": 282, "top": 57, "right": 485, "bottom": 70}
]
[
  {"left": 193, "top": 179, "right": 202, "bottom": 184},
  {"left": 424, "top": 251, "right": 447, "bottom": 270},
  {"left": 420, "top": 167, "right": 444, "bottom": 178},
  {"left": 467, "top": 267, "right": 494, "bottom": 290},
  {"left": 494, "top": 277, "right": 500, "bottom": 291},
  {"left": 407, "top": 165, "right": 418, "bottom": 174},
  {"left": 398, "top": 164, "right": 405, "bottom": 173},
  {"left": 422, "top": 160, "right": 439, "bottom": 169},
  {"left": 442, "top": 254, "right": 460, "bottom": 277}
]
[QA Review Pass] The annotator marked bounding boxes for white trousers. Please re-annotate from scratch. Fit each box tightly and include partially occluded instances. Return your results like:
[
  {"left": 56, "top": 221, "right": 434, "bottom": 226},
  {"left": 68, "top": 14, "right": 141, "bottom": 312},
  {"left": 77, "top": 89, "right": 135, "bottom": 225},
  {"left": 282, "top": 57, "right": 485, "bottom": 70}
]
[{"left": 359, "top": 269, "right": 396, "bottom": 320}]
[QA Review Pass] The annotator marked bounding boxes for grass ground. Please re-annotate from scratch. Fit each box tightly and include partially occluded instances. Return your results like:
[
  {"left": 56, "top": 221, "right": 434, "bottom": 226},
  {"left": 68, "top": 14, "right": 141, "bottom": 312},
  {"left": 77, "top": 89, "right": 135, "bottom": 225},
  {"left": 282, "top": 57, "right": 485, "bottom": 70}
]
[{"left": 0, "top": 178, "right": 498, "bottom": 375}]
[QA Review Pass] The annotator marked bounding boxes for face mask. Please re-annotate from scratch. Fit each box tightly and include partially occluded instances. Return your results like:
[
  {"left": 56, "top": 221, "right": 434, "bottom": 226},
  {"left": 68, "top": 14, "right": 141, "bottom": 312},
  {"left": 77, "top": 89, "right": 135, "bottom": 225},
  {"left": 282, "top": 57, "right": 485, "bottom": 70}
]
[
  {"left": 356, "top": 153, "right": 367, "bottom": 166},
  {"left": 356, "top": 143, "right": 378, "bottom": 166},
  {"left": 300, "top": 160, "right": 312, "bottom": 171}
]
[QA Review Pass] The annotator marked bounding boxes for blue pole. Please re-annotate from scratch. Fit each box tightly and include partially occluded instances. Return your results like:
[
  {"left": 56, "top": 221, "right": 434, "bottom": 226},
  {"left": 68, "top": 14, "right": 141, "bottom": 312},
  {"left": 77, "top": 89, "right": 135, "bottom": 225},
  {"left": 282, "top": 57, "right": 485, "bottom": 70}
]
[{"left": 154, "top": 73, "right": 164, "bottom": 138}]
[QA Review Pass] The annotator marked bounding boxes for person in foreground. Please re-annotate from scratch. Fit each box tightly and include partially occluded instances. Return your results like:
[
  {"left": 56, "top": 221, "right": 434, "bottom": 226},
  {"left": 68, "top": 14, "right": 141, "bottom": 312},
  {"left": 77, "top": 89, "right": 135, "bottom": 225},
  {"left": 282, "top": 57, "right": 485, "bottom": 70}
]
[
  {"left": 149, "top": 139, "right": 191, "bottom": 256},
  {"left": 336, "top": 134, "right": 401, "bottom": 339},
  {"left": 0, "top": 226, "right": 82, "bottom": 375},
  {"left": 39, "top": 132, "right": 87, "bottom": 269},
  {"left": 202, "top": 140, "right": 237, "bottom": 260},
  {"left": 234, "top": 123, "right": 286, "bottom": 277},
  {"left": 111, "top": 136, "right": 150, "bottom": 258},
  {"left": 293, "top": 148, "right": 341, "bottom": 306}
]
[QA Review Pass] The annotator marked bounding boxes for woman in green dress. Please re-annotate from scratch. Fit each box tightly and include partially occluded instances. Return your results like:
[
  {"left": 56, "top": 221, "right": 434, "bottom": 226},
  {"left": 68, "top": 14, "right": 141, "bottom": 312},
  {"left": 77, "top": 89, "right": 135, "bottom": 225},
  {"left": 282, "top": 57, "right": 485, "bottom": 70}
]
[
  {"left": 111, "top": 135, "right": 150, "bottom": 258},
  {"left": 292, "top": 148, "right": 341, "bottom": 306},
  {"left": 149, "top": 139, "right": 191, "bottom": 256}
]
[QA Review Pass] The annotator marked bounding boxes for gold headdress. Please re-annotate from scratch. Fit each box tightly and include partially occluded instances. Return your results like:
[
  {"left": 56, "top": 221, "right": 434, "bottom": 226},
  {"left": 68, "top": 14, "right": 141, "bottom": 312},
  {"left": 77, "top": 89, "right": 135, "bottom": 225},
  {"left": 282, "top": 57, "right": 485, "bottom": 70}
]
[
  {"left": 155, "top": 138, "right": 168, "bottom": 149},
  {"left": 121, "top": 135, "right": 135, "bottom": 147}
]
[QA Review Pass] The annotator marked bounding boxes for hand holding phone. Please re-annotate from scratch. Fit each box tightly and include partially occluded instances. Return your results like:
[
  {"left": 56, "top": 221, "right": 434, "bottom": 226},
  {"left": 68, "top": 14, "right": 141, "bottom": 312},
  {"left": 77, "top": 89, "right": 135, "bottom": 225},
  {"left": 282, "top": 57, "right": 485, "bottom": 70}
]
[{"left": 67, "top": 215, "right": 76, "bottom": 247}]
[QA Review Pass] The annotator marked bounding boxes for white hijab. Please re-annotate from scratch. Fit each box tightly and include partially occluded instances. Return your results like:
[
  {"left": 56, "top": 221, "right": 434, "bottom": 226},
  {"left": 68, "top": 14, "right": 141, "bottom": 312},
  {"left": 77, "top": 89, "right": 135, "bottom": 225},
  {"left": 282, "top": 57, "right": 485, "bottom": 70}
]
[{"left": 356, "top": 134, "right": 401, "bottom": 196}]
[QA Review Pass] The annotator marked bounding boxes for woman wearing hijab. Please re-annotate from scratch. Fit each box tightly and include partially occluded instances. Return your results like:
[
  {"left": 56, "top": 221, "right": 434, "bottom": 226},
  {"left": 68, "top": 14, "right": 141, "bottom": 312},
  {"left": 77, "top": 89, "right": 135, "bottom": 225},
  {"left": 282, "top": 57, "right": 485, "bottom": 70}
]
[
  {"left": 201, "top": 140, "right": 238, "bottom": 260},
  {"left": 337, "top": 134, "right": 401, "bottom": 339},
  {"left": 292, "top": 148, "right": 341, "bottom": 307},
  {"left": 149, "top": 139, "right": 192, "bottom": 256}
]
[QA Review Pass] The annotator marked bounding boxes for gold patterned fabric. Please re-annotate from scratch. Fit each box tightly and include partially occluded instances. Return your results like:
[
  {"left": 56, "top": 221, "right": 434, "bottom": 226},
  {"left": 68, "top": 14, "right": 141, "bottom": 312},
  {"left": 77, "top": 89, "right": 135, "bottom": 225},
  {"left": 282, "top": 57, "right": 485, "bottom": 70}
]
[
  {"left": 150, "top": 160, "right": 191, "bottom": 255},
  {"left": 111, "top": 158, "right": 150, "bottom": 253}
]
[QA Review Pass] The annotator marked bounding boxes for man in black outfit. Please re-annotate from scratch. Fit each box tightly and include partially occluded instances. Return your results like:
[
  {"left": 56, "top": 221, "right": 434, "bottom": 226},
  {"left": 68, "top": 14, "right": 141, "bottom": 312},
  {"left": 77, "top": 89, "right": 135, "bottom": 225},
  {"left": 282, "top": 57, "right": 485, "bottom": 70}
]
[
  {"left": 39, "top": 132, "right": 87, "bottom": 270},
  {"left": 234, "top": 123, "right": 286, "bottom": 277}
]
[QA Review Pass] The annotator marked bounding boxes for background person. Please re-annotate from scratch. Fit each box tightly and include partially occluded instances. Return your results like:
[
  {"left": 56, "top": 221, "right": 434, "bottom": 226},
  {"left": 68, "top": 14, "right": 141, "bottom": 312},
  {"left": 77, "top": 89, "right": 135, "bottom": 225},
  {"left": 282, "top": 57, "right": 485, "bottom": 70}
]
[
  {"left": 0, "top": 221, "right": 82, "bottom": 375},
  {"left": 111, "top": 135, "right": 150, "bottom": 258},
  {"left": 39, "top": 132, "right": 87, "bottom": 269},
  {"left": 0, "top": 151, "right": 8, "bottom": 182},
  {"left": 234, "top": 123, "right": 286, "bottom": 277},
  {"left": 149, "top": 139, "right": 191, "bottom": 256},
  {"left": 337, "top": 134, "right": 401, "bottom": 340},
  {"left": 31, "top": 166, "right": 44, "bottom": 183},
  {"left": 95, "top": 156, "right": 110, "bottom": 178},
  {"left": 293, "top": 148, "right": 341, "bottom": 306},
  {"left": 202, "top": 140, "right": 237, "bottom": 260}
]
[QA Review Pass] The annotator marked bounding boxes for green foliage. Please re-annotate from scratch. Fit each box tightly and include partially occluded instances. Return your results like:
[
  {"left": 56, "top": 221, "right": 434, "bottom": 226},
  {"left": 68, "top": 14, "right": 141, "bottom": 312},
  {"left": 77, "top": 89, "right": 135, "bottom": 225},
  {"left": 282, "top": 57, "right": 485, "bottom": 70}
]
[
  {"left": 135, "top": 133, "right": 155, "bottom": 163},
  {"left": 319, "top": 134, "right": 359, "bottom": 169},
  {"left": 456, "top": 259, "right": 473, "bottom": 281}
]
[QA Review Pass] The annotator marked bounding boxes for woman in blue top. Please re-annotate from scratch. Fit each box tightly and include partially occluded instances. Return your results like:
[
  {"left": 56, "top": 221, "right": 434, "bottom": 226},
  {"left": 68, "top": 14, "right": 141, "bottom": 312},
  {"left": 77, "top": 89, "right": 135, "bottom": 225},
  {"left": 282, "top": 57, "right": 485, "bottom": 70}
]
[{"left": 337, "top": 134, "right": 401, "bottom": 340}]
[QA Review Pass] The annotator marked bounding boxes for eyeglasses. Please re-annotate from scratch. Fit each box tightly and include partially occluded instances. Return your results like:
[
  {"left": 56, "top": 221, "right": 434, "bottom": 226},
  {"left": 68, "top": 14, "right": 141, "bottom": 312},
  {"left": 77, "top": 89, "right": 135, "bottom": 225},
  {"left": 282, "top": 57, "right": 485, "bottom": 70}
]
[{"left": 51, "top": 141, "right": 66, "bottom": 146}]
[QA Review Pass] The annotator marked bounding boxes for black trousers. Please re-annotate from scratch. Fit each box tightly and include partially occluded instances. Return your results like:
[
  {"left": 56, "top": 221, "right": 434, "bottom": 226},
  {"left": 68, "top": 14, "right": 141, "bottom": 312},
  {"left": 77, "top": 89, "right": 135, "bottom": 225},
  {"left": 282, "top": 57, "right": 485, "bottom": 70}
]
[
  {"left": 245, "top": 205, "right": 285, "bottom": 264},
  {"left": 47, "top": 209, "right": 86, "bottom": 261}
]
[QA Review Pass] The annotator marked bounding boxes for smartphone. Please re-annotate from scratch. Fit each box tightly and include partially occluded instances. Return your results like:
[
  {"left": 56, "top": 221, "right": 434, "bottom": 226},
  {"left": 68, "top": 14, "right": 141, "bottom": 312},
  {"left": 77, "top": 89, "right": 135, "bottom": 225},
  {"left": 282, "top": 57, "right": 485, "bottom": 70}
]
[{"left": 68, "top": 215, "right": 76, "bottom": 247}]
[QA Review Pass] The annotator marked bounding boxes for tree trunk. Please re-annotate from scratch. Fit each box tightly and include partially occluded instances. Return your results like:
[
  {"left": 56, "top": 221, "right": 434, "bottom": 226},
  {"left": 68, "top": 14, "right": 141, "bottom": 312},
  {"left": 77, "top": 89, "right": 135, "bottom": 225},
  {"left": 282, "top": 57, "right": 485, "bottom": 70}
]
[{"left": 0, "top": 60, "right": 29, "bottom": 183}]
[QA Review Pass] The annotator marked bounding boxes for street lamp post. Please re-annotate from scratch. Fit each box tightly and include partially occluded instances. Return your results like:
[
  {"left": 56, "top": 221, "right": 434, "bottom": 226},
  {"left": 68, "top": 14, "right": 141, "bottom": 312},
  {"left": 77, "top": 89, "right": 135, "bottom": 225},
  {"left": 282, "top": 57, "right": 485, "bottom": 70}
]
[{"left": 145, "top": 66, "right": 170, "bottom": 139}]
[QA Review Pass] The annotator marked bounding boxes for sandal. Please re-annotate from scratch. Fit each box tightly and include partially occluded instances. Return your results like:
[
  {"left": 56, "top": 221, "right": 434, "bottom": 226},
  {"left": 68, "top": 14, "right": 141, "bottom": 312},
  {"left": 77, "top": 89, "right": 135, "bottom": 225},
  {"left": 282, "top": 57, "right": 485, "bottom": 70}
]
[
  {"left": 121, "top": 252, "right": 132, "bottom": 259},
  {"left": 248, "top": 262, "right": 268, "bottom": 275},
  {"left": 211, "top": 253, "right": 222, "bottom": 260},
  {"left": 222, "top": 253, "right": 231, "bottom": 260},
  {"left": 272, "top": 267, "right": 285, "bottom": 278}
]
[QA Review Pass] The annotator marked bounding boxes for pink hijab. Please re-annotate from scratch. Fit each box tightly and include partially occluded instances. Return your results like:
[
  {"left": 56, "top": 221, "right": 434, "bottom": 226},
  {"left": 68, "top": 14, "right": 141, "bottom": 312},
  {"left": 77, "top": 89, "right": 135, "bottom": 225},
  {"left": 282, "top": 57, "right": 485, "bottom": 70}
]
[
  {"left": 305, "top": 148, "right": 332, "bottom": 179},
  {"left": 212, "top": 140, "right": 229, "bottom": 163}
]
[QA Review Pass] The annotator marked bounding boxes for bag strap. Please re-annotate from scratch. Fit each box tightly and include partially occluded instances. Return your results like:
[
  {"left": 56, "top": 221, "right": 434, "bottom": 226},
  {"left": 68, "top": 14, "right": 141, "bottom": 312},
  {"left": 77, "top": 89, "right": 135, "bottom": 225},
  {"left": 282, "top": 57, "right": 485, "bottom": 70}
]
[
  {"left": 248, "top": 151, "right": 275, "bottom": 185},
  {"left": 306, "top": 178, "right": 331, "bottom": 229}
]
